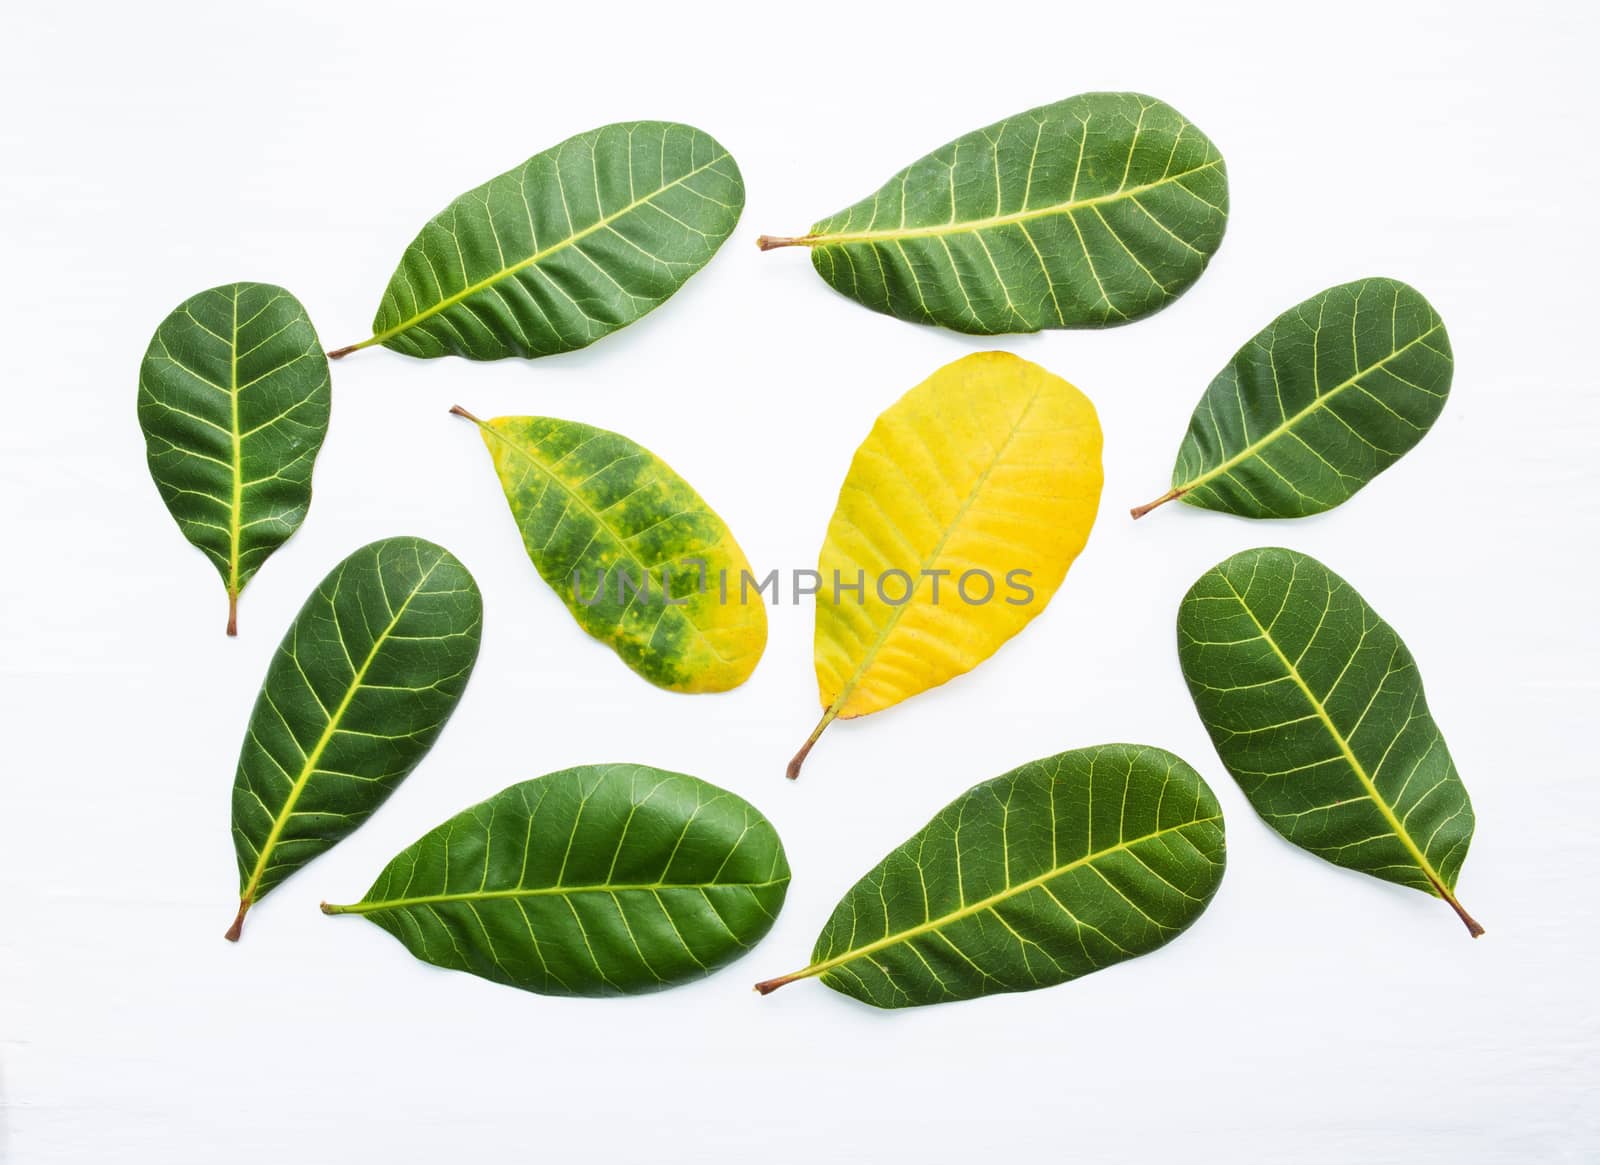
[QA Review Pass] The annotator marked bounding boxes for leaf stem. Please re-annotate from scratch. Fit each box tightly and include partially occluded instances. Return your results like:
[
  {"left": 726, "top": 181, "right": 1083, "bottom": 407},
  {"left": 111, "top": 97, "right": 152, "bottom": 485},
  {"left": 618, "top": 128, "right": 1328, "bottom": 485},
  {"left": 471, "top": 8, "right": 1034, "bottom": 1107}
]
[
  {"left": 449, "top": 405, "right": 485, "bottom": 425},
  {"left": 753, "top": 967, "right": 815, "bottom": 995},
  {"left": 1431, "top": 878, "right": 1485, "bottom": 938},
  {"left": 224, "top": 898, "right": 250, "bottom": 942},
  {"left": 326, "top": 337, "right": 380, "bottom": 360},
  {"left": 1130, "top": 487, "right": 1185, "bottom": 520},
  {"left": 756, "top": 234, "right": 814, "bottom": 251},
  {"left": 786, "top": 707, "right": 839, "bottom": 780},
  {"left": 226, "top": 590, "right": 239, "bottom": 637},
  {"left": 320, "top": 901, "right": 351, "bottom": 915}
]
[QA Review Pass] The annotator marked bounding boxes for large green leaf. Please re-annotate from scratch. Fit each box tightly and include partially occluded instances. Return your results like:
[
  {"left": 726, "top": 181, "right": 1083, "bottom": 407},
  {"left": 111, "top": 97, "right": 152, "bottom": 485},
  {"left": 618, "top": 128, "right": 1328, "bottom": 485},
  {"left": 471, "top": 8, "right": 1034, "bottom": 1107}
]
[
  {"left": 227, "top": 537, "right": 483, "bottom": 941},
  {"left": 329, "top": 122, "right": 744, "bottom": 361},
  {"left": 1132, "top": 278, "right": 1452, "bottom": 519},
  {"left": 323, "top": 764, "right": 790, "bottom": 996},
  {"left": 758, "top": 93, "right": 1227, "bottom": 334},
  {"left": 454, "top": 408, "right": 766, "bottom": 693},
  {"left": 138, "top": 283, "right": 330, "bottom": 635},
  {"left": 756, "top": 745, "right": 1225, "bottom": 1008},
  {"left": 1177, "top": 547, "right": 1481, "bottom": 935}
]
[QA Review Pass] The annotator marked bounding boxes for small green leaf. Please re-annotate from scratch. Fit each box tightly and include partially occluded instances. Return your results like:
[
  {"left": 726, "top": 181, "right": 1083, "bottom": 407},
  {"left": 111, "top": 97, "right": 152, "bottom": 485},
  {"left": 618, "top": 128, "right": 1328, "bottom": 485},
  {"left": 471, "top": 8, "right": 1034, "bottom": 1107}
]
[
  {"left": 324, "top": 764, "right": 790, "bottom": 996},
  {"left": 1177, "top": 546, "right": 1481, "bottom": 936},
  {"left": 227, "top": 537, "right": 483, "bottom": 941},
  {"left": 138, "top": 283, "right": 330, "bottom": 634},
  {"left": 757, "top": 745, "right": 1225, "bottom": 1008},
  {"left": 454, "top": 407, "right": 766, "bottom": 693},
  {"left": 1132, "top": 278, "right": 1452, "bottom": 520},
  {"left": 758, "top": 93, "right": 1227, "bottom": 333},
  {"left": 331, "top": 122, "right": 744, "bottom": 361}
]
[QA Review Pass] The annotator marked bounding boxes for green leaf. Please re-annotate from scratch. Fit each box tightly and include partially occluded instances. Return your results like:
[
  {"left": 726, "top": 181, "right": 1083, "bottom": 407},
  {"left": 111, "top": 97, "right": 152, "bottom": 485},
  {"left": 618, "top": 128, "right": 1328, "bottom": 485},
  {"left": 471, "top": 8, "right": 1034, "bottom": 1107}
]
[
  {"left": 1177, "top": 546, "right": 1481, "bottom": 935},
  {"left": 453, "top": 407, "right": 766, "bottom": 693},
  {"left": 227, "top": 537, "right": 483, "bottom": 941},
  {"left": 138, "top": 283, "right": 330, "bottom": 635},
  {"left": 331, "top": 122, "right": 744, "bottom": 361},
  {"left": 324, "top": 764, "right": 790, "bottom": 996},
  {"left": 1132, "top": 278, "right": 1452, "bottom": 520},
  {"left": 758, "top": 93, "right": 1227, "bottom": 334},
  {"left": 756, "top": 745, "right": 1225, "bottom": 1008}
]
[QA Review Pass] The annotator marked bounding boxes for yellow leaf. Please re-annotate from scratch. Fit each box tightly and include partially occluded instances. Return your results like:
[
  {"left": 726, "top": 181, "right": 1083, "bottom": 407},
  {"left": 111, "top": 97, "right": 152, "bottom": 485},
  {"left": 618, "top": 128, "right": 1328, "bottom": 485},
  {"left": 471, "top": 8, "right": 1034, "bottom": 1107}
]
[{"left": 790, "top": 351, "right": 1103, "bottom": 777}]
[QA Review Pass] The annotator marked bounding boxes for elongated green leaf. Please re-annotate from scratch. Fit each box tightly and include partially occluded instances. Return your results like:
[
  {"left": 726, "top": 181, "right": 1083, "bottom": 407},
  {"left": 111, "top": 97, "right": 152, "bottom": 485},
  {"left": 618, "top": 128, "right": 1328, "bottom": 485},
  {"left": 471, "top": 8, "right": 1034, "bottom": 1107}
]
[
  {"left": 324, "top": 764, "right": 790, "bottom": 996},
  {"left": 138, "top": 283, "right": 330, "bottom": 634},
  {"left": 331, "top": 122, "right": 744, "bottom": 361},
  {"left": 1177, "top": 547, "right": 1481, "bottom": 935},
  {"left": 757, "top": 745, "right": 1225, "bottom": 1008},
  {"left": 227, "top": 537, "right": 482, "bottom": 941},
  {"left": 758, "top": 93, "right": 1227, "bottom": 333},
  {"left": 454, "top": 407, "right": 766, "bottom": 693},
  {"left": 1132, "top": 278, "right": 1452, "bottom": 519}
]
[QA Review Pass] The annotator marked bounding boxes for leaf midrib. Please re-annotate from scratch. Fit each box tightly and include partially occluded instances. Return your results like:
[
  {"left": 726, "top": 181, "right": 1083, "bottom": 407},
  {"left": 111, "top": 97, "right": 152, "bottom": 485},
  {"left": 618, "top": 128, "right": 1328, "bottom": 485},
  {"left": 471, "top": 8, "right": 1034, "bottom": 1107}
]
[
  {"left": 226, "top": 287, "right": 242, "bottom": 598},
  {"left": 805, "top": 159, "right": 1222, "bottom": 248},
  {"left": 1214, "top": 569, "right": 1450, "bottom": 896},
  {"left": 1178, "top": 322, "right": 1445, "bottom": 495},
  {"left": 239, "top": 556, "right": 440, "bottom": 904},
  {"left": 329, "top": 877, "right": 790, "bottom": 914},
  {"left": 791, "top": 816, "right": 1220, "bottom": 985},
  {"left": 368, "top": 152, "right": 731, "bottom": 348}
]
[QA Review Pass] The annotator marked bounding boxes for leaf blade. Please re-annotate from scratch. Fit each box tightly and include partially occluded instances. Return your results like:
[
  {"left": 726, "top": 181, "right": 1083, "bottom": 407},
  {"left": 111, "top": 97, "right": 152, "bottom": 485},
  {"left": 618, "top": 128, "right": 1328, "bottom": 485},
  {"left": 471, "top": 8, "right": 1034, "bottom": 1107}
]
[
  {"left": 758, "top": 745, "right": 1225, "bottom": 1007},
  {"left": 227, "top": 537, "right": 483, "bottom": 939},
  {"left": 137, "top": 283, "right": 330, "bottom": 633},
  {"left": 1177, "top": 546, "right": 1480, "bottom": 934},
  {"left": 1136, "top": 278, "right": 1453, "bottom": 519},
  {"left": 325, "top": 764, "right": 790, "bottom": 996},
  {"left": 342, "top": 122, "right": 744, "bottom": 361},
  {"left": 762, "top": 93, "right": 1228, "bottom": 333},
  {"left": 460, "top": 409, "right": 766, "bottom": 692},
  {"left": 796, "top": 351, "right": 1102, "bottom": 775}
]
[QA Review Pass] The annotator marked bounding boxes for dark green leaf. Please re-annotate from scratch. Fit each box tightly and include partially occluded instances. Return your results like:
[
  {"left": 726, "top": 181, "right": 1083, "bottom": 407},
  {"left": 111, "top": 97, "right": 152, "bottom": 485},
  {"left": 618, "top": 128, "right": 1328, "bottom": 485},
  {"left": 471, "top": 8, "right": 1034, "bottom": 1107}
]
[
  {"left": 453, "top": 407, "right": 766, "bottom": 693},
  {"left": 756, "top": 745, "right": 1225, "bottom": 1008},
  {"left": 331, "top": 122, "right": 744, "bottom": 361},
  {"left": 758, "top": 93, "right": 1227, "bottom": 333},
  {"left": 1132, "top": 278, "right": 1452, "bottom": 519},
  {"left": 324, "top": 764, "right": 790, "bottom": 996},
  {"left": 1177, "top": 547, "right": 1481, "bottom": 935},
  {"left": 138, "top": 283, "right": 330, "bottom": 634},
  {"left": 227, "top": 537, "right": 483, "bottom": 941}
]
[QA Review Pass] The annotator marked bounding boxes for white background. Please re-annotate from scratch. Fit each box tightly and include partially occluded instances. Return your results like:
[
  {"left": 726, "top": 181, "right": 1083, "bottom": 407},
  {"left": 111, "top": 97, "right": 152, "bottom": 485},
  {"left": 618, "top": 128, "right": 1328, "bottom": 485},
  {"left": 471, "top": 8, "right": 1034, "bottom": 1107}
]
[{"left": 3, "top": 1, "right": 1595, "bottom": 1160}]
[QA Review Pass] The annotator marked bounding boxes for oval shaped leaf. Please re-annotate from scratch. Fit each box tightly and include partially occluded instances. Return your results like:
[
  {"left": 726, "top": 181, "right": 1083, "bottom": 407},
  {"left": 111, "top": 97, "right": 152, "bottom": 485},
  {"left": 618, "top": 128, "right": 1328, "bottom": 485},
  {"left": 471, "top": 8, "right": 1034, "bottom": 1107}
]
[
  {"left": 324, "top": 764, "right": 790, "bottom": 996},
  {"left": 1177, "top": 546, "right": 1481, "bottom": 935},
  {"left": 790, "top": 352, "right": 1102, "bottom": 777},
  {"left": 454, "top": 407, "right": 765, "bottom": 693},
  {"left": 331, "top": 122, "right": 744, "bottom": 361},
  {"left": 138, "top": 282, "right": 330, "bottom": 634},
  {"left": 227, "top": 537, "right": 483, "bottom": 941},
  {"left": 758, "top": 93, "right": 1227, "bottom": 334},
  {"left": 1132, "top": 278, "right": 1452, "bottom": 520},
  {"left": 756, "top": 744, "right": 1224, "bottom": 1008}
]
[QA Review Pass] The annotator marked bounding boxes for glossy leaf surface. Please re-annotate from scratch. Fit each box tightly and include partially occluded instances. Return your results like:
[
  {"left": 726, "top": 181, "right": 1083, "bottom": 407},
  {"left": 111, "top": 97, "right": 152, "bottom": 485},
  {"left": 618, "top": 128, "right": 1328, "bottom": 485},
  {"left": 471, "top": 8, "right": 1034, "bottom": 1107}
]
[
  {"left": 1133, "top": 278, "right": 1452, "bottom": 519},
  {"left": 791, "top": 352, "right": 1102, "bottom": 776},
  {"left": 1178, "top": 547, "right": 1480, "bottom": 935},
  {"left": 335, "top": 122, "right": 743, "bottom": 361},
  {"left": 138, "top": 283, "right": 330, "bottom": 634},
  {"left": 325, "top": 764, "right": 790, "bottom": 996},
  {"left": 757, "top": 745, "right": 1225, "bottom": 1008},
  {"left": 759, "top": 93, "right": 1227, "bottom": 333},
  {"left": 228, "top": 537, "right": 482, "bottom": 940},
  {"left": 457, "top": 408, "right": 765, "bottom": 693}
]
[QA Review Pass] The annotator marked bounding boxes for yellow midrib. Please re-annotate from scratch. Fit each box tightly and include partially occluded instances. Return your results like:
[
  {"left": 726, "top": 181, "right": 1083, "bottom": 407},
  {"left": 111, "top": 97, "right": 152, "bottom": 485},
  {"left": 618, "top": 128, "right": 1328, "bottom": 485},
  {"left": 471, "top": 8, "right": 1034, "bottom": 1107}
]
[
  {"left": 1177, "top": 323, "right": 1445, "bottom": 496},
  {"left": 789, "top": 816, "right": 1220, "bottom": 985},
  {"left": 804, "top": 158, "right": 1222, "bottom": 248},
  {"left": 329, "top": 877, "right": 790, "bottom": 914},
  {"left": 368, "top": 153, "right": 730, "bottom": 347},
  {"left": 820, "top": 383, "right": 1044, "bottom": 719},
  {"left": 1217, "top": 570, "right": 1449, "bottom": 896},
  {"left": 226, "top": 288, "right": 242, "bottom": 597},
  {"left": 240, "top": 563, "right": 437, "bottom": 903}
]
